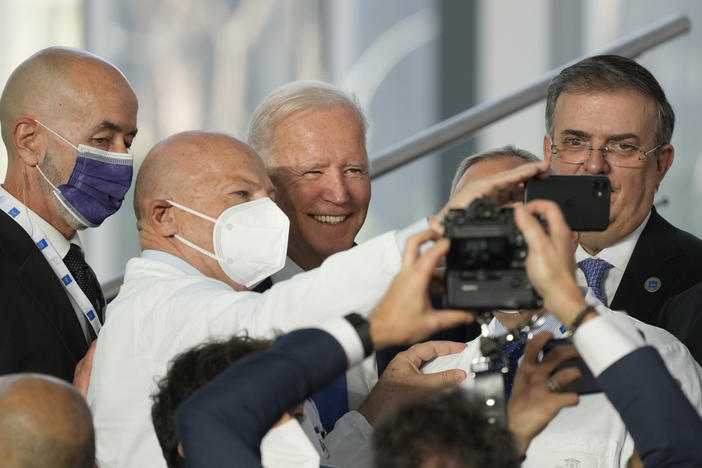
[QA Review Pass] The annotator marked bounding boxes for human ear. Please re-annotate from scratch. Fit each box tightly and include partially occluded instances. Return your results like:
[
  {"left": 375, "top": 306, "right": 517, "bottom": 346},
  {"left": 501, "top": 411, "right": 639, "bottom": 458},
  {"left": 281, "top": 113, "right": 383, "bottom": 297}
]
[
  {"left": 654, "top": 144, "right": 674, "bottom": 187},
  {"left": 149, "top": 200, "right": 178, "bottom": 236},
  {"left": 12, "top": 118, "right": 46, "bottom": 166}
]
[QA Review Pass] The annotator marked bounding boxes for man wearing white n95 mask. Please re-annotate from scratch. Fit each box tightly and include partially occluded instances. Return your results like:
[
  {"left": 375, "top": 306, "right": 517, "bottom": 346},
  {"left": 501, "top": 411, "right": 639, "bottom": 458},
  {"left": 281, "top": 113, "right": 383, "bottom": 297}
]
[{"left": 88, "top": 131, "right": 546, "bottom": 468}]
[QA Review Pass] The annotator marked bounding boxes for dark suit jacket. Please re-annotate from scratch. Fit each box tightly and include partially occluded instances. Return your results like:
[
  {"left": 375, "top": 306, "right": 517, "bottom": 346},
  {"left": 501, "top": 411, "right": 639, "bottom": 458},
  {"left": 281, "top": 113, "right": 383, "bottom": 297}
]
[
  {"left": 598, "top": 346, "right": 702, "bottom": 467},
  {"left": 609, "top": 207, "right": 702, "bottom": 325},
  {"left": 0, "top": 210, "right": 89, "bottom": 381},
  {"left": 176, "top": 328, "right": 346, "bottom": 468},
  {"left": 651, "top": 282, "right": 702, "bottom": 365}
]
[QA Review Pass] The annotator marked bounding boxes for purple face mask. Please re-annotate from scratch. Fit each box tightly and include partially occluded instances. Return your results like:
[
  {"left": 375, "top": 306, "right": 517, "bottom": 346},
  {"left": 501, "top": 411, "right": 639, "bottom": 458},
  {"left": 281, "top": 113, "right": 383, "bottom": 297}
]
[{"left": 34, "top": 120, "right": 133, "bottom": 228}]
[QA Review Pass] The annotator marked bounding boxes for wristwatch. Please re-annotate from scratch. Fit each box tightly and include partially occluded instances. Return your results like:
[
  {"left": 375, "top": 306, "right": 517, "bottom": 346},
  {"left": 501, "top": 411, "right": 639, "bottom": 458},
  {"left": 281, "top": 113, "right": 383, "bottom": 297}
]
[{"left": 344, "top": 313, "right": 373, "bottom": 357}]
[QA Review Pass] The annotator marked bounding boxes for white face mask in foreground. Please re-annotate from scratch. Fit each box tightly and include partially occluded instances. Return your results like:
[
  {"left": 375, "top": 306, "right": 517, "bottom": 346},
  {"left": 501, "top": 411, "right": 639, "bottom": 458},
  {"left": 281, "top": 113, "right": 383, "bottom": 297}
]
[
  {"left": 168, "top": 197, "right": 289, "bottom": 287},
  {"left": 260, "top": 418, "right": 320, "bottom": 468}
]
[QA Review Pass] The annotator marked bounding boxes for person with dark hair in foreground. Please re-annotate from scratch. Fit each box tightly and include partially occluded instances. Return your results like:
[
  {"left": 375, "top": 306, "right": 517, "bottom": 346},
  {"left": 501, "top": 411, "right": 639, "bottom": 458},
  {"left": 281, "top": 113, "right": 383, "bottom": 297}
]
[
  {"left": 373, "top": 390, "right": 521, "bottom": 468},
  {"left": 0, "top": 373, "right": 95, "bottom": 468},
  {"left": 151, "top": 336, "right": 271, "bottom": 468}
]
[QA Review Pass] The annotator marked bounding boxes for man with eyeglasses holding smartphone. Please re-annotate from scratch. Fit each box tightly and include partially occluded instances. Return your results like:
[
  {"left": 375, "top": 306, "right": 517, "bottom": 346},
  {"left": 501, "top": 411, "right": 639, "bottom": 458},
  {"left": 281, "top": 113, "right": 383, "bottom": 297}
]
[{"left": 542, "top": 55, "right": 702, "bottom": 339}]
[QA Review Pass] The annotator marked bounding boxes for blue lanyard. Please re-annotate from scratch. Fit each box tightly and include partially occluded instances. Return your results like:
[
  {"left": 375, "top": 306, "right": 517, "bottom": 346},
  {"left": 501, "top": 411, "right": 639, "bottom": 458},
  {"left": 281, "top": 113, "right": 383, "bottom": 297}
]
[{"left": 0, "top": 192, "right": 102, "bottom": 337}]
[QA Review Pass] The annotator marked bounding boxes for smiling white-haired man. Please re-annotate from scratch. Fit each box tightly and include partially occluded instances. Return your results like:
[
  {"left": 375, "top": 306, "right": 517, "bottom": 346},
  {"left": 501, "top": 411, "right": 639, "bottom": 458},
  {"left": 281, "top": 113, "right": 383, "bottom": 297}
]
[
  {"left": 248, "top": 81, "right": 373, "bottom": 431},
  {"left": 248, "top": 80, "right": 371, "bottom": 277}
]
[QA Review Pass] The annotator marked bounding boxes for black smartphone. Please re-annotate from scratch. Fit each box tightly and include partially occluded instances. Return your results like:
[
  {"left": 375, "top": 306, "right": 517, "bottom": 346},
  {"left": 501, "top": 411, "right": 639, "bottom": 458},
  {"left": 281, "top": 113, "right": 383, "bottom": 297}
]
[
  {"left": 542, "top": 338, "right": 601, "bottom": 395},
  {"left": 524, "top": 175, "right": 610, "bottom": 231}
]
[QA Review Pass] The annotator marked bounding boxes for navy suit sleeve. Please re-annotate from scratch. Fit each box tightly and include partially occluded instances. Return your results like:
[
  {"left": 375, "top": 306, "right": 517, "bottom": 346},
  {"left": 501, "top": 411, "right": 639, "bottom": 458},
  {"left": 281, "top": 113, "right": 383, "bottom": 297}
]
[
  {"left": 653, "top": 283, "right": 702, "bottom": 366},
  {"left": 597, "top": 346, "right": 702, "bottom": 467},
  {"left": 176, "top": 328, "right": 348, "bottom": 468}
]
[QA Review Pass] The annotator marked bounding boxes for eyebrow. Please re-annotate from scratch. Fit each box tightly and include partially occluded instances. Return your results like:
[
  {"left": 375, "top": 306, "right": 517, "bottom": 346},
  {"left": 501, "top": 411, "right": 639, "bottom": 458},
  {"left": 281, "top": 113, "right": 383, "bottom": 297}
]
[
  {"left": 226, "top": 176, "right": 271, "bottom": 192},
  {"left": 560, "top": 129, "right": 640, "bottom": 142},
  {"left": 91, "top": 121, "right": 139, "bottom": 137},
  {"left": 297, "top": 160, "right": 368, "bottom": 171}
]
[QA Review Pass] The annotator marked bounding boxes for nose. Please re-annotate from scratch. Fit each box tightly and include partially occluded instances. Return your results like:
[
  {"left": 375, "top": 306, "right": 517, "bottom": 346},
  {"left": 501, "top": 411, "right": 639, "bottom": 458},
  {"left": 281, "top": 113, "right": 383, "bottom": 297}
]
[
  {"left": 583, "top": 147, "right": 609, "bottom": 174},
  {"left": 322, "top": 171, "right": 351, "bottom": 205}
]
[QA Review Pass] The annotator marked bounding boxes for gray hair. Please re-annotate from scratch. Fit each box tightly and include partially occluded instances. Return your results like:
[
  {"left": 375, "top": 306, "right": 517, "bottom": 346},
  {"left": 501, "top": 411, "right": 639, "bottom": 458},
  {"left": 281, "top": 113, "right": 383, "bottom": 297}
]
[
  {"left": 247, "top": 80, "right": 368, "bottom": 166},
  {"left": 450, "top": 145, "right": 541, "bottom": 196},
  {"left": 545, "top": 55, "right": 675, "bottom": 146}
]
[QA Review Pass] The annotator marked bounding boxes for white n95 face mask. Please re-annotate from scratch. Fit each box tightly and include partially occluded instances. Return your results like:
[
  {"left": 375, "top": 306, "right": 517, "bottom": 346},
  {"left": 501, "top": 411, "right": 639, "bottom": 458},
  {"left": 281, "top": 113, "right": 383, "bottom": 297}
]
[
  {"left": 260, "top": 418, "right": 320, "bottom": 468},
  {"left": 167, "top": 197, "right": 289, "bottom": 288}
]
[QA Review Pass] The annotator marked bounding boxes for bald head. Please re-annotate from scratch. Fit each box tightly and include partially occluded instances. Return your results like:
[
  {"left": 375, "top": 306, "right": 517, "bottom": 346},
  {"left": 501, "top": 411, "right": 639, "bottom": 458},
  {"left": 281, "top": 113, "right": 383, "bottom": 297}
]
[
  {"left": 134, "top": 131, "right": 266, "bottom": 222},
  {"left": 134, "top": 131, "right": 274, "bottom": 288},
  {"left": 0, "top": 46, "right": 135, "bottom": 159},
  {"left": 0, "top": 47, "right": 138, "bottom": 238},
  {"left": 0, "top": 374, "right": 94, "bottom": 468}
]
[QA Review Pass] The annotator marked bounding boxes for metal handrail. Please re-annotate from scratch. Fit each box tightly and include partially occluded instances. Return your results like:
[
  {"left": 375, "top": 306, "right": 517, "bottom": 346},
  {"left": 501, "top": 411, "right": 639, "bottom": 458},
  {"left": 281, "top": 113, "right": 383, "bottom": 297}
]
[{"left": 370, "top": 13, "right": 691, "bottom": 179}]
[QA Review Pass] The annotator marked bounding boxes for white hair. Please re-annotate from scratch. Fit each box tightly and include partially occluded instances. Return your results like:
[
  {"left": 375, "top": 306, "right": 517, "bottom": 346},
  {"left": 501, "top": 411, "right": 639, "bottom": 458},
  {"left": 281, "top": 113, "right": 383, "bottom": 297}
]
[{"left": 247, "top": 80, "right": 368, "bottom": 166}]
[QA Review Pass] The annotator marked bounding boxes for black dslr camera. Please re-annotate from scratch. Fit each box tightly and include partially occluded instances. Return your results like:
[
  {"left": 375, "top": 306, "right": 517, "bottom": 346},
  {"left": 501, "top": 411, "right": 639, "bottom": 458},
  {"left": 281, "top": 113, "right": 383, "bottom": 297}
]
[{"left": 443, "top": 198, "right": 543, "bottom": 311}]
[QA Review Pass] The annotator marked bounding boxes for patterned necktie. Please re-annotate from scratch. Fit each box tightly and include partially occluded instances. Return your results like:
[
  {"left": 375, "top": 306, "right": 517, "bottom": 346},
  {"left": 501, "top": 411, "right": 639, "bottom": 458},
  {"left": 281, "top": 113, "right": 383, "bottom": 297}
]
[
  {"left": 63, "top": 244, "right": 105, "bottom": 325},
  {"left": 578, "top": 258, "right": 613, "bottom": 305},
  {"left": 502, "top": 334, "right": 527, "bottom": 400}
]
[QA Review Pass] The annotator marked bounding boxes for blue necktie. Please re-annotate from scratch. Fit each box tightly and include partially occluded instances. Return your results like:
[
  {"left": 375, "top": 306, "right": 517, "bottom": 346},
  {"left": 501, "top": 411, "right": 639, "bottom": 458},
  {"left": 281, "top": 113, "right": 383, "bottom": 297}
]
[
  {"left": 502, "top": 335, "right": 526, "bottom": 400},
  {"left": 578, "top": 258, "right": 613, "bottom": 305},
  {"left": 311, "top": 374, "right": 348, "bottom": 432}
]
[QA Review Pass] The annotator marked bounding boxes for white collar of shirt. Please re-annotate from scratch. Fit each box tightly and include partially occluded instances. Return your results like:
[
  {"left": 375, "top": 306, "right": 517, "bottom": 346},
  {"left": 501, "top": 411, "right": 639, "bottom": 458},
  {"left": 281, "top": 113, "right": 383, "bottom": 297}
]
[
  {"left": 140, "top": 249, "right": 205, "bottom": 277},
  {"left": 575, "top": 211, "right": 651, "bottom": 272},
  {"left": 271, "top": 256, "right": 304, "bottom": 283},
  {"left": 574, "top": 211, "right": 650, "bottom": 307},
  {"left": 0, "top": 185, "right": 80, "bottom": 258}
]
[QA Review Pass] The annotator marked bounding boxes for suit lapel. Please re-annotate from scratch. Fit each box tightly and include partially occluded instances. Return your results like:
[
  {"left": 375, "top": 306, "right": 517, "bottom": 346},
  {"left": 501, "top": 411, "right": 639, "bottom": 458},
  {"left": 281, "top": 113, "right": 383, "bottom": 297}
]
[
  {"left": 611, "top": 208, "right": 681, "bottom": 323},
  {"left": 3, "top": 211, "right": 89, "bottom": 361}
]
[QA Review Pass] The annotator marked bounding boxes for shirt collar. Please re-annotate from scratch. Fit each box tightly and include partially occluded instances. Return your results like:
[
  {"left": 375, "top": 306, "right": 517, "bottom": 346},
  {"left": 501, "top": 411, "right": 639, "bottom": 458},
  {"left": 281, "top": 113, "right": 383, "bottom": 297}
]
[
  {"left": 575, "top": 211, "right": 651, "bottom": 271},
  {"left": 140, "top": 249, "right": 205, "bottom": 277},
  {"left": 271, "top": 256, "right": 304, "bottom": 282},
  {"left": 0, "top": 185, "right": 79, "bottom": 258}
]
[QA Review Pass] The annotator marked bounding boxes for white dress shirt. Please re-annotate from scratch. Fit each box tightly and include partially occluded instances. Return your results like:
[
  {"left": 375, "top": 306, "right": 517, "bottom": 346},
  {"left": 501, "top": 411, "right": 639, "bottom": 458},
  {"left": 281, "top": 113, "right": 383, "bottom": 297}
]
[
  {"left": 0, "top": 186, "right": 90, "bottom": 341},
  {"left": 421, "top": 290, "right": 702, "bottom": 468},
  {"left": 575, "top": 212, "right": 650, "bottom": 307},
  {"left": 88, "top": 224, "right": 421, "bottom": 468}
]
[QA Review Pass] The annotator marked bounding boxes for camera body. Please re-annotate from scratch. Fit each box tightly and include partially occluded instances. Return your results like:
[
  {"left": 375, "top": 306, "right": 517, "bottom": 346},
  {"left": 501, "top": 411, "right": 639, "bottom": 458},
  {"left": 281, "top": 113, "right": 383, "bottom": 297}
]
[{"left": 443, "top": 198, "right": 542, "bottom": 311}]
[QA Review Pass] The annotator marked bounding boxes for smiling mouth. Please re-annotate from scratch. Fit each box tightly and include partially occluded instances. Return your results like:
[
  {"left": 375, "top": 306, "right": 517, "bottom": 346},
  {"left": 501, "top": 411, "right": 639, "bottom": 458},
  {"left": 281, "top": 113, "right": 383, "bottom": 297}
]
[{"left": 312, "top": 215, "right": 348, "bottom": 224}]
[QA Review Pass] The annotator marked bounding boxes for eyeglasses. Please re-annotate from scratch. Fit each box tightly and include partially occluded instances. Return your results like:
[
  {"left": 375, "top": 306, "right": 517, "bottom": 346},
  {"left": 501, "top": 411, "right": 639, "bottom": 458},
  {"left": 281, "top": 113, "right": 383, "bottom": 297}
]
[{"left": 550, "top": 138, "right": 662, "bottom": 168}]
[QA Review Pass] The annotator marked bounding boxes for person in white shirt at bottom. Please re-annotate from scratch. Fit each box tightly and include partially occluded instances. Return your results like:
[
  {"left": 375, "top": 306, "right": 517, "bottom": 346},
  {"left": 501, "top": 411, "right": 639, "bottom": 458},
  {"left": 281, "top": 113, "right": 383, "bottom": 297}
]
[
  {"left": 423, "top": 151, "right": 702, "bottom": 468},
  {"left": 87, "top": 130, "right": 551, "bottom": 468}
]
